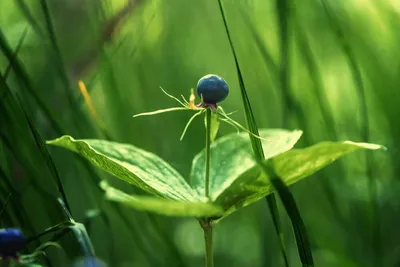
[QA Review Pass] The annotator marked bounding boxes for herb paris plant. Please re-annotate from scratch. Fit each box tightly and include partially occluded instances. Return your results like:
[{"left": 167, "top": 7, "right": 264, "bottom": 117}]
[{"left": 46, "top": 74, "right": 384, "bottom": 267}]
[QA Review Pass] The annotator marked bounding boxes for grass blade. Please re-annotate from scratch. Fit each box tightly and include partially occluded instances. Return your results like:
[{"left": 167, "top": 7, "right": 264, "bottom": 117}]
[
  {"left": 216, "top": 1, "right": 290, "bottom": 266},
  {"left": 4, "top": 26, "right": 28, "bottom": 80},
  {"left": 0, "top": 193, "right": 11, "bottom": 220},
  {"left": 39, "top": 0, "right": 75, "bottom": 107},
  {"left": 275, "top": 0, "right": 314, "bottom": 264},
  {"left": 58, "top": 198, "right": 96, "bottom": 258},
  {"left": 0, "top": 74, "right": 48, "bottom": 247},
  {"left": 14, "top": 0, "right": 45, "bottom": 38},
  {"left": 16, "top": 96, "right": 71, "bottom": 215},
  {"left": 217, "top": 0, "right": 314, "bottom": 265},
  {"left": 0, "top": 28, "right": 64, "bottom": 134}
]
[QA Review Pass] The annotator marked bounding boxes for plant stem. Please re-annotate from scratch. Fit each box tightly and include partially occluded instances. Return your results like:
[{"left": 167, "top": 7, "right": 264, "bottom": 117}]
[
  {"left": 203, "top": 221, "right": 214, "bottom": 267},
  {"left": 26, "top": 221, "right": 74, "bottom": 244},
  {"left": 203, "top": 109, "right": 214, "bottom": 267},
  {"left": 205, "top": 108, "right": 212, "bottom": 197}
]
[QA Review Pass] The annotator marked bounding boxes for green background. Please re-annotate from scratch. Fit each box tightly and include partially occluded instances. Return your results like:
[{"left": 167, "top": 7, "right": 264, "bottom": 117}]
[{"left": 0, "top": 0, "right": 399, "bottom": 266}]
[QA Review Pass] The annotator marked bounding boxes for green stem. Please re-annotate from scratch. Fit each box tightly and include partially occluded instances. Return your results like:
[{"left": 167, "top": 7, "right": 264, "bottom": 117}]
[
  {"left": 205, "top": 108, "right": 212, "bottom": 197},
  {"left": 203, "top": 109, "right": 214, "bottom": 267},
  {"left": 203, "top": 222, "right": 214, "bottom": 267},
  {"left": 205, "top": 108, "right": 214, "bottom": 267},
  {"left": 26, "top": 221, "right": 74, "bottom": 244}
]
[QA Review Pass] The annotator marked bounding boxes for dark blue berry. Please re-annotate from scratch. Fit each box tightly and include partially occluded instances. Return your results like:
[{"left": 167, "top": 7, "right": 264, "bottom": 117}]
[
  {"left": 0, "top": 228, "right": 25, "bottom": 258},
  {"left": 196, "top": 74, "right": 229, "bottom": 106}
]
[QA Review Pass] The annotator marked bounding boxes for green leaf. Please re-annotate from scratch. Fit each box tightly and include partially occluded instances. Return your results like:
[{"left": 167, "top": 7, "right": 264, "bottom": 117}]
[
  {"left": 47, "top": 136, "right": 200, "bottom": 202},
  {"left": 215, "top": 141, "right": 384, "bottom": 217},
  {"left": 100, "top": 181, "right": 224, "bottom": 217},
  {"left": 189, "top": 129, "right": 303, "bottom": 200}
]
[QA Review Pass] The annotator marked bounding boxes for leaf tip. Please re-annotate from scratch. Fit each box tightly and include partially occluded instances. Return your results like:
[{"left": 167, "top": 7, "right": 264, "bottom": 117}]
[
  {"left": 99, "top": 180, "right": 109, "bottom": 191},
  {"left": 343, "top": 141, "right": 385, "bottom": 150},
  {"left": 292, "top": 129, "right": 303, "bottom": 138},
  {"left": 46, "top": 135, "right": 75, "bottom": 145}
]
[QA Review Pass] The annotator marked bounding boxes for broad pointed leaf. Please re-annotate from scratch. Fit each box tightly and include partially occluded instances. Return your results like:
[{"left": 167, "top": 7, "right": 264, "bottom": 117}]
[
  {"left": 189, "top": 129, "right": 303, "bottom": 200},
  {"left": 216, "top": 141, "right": 384, "bottom": 217},
  {"left": 47, "top": 136, "right": 200, "bottom": 202},
  {"left": 100, "top": 181, "right": 224, "bottom": 217}
]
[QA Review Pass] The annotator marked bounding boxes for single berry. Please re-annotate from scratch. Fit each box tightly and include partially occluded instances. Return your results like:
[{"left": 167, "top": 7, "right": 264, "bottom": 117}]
[
  {"left": 196, "top": 74, "right": 229, "bottom": 108},
  {"left": 0, "top": 228, "right": 25, "bottom": 259}
]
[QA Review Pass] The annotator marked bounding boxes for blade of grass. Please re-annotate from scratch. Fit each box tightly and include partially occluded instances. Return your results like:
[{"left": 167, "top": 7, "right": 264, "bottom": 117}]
[
  {"left": 4, "top": 26, "right": 28, "bottom": 80},
  {"left": 275, "top": 0, "right": 314, "bottom": 264},
  {"left": 0, "top": 193, "right": 11, "bottom": 219},
  {"left": 0, "top": 131, "right": 66, "bottom": 220},
  {"left": 1, "top": 30, "right": 153, "bottom": 264},
  {"left": 57, "top": 198, "right": 96, "bottom": 258},
  {"left": 0, "top": 28, "right": 64, "bottom": 134},
  {"left": 16, "top": 95, "right": 71, "bottom": 215},
  {"left": 39, "top": 0, "right": 76, "bottom": 107},
  {"left": 0, "top": 187, "right": 13, "bottom": 226},
  {"left": 26, "top": 221, "right": 74, "bottom": 244},
  {"left": 0, "top": 75, "right": 82, "bottom": 257},
  {"left": 14, "top": 0, "right": 45, "bottom": 38},
  {"left": 217, "top": 0, "right": 314, "bottom": 266},
  {"left": 1, "top": 30, "right": 125, "bottom": 262},
  {"left": 4, "top": 3, "right": 186, "bottom": 264},
  {"left": 0, "top": 73, "right": 50, "bottom": 246},
  {"left": 319, "top": 0, "right": 379, "bottom": 264},
  {"left": 216, "top": 1, "right": 289, "bottom": 266},
  {"left": 0, "top": 167, "right": 38, "bottom": 246}
]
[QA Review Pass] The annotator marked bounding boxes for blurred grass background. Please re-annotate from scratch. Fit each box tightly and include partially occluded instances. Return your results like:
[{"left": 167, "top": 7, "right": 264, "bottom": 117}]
[{"left": 0, "top": 0, "right": 399, "bottom": 266}]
